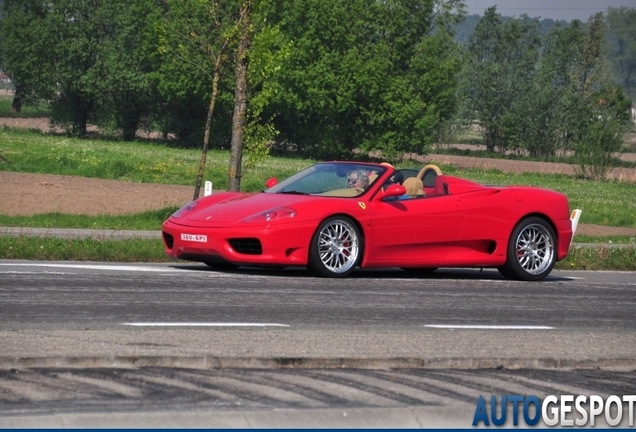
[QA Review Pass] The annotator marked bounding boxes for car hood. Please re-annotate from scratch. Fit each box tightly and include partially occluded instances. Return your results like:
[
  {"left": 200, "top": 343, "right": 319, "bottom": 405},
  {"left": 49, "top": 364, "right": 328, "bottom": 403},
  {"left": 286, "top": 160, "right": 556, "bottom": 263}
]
[{"left": 183, "top": 192, "right": 316, "bottom": 224}]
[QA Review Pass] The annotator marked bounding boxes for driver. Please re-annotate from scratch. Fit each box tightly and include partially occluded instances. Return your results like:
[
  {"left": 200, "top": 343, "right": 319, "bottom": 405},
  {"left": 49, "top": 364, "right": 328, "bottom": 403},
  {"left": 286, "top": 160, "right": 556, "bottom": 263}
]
[{"left": 346, "top": 169, "right": 370, "bottom": 190}]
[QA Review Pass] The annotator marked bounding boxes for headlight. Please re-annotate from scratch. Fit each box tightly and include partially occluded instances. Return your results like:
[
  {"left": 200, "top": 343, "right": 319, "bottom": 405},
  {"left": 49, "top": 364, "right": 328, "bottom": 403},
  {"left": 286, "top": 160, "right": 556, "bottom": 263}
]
[
  {"left": 242, "top": 206, "right": 297, "bottom": 223},
  {"left": 171, "top": 201, "right": 199, "bottom": 218}
]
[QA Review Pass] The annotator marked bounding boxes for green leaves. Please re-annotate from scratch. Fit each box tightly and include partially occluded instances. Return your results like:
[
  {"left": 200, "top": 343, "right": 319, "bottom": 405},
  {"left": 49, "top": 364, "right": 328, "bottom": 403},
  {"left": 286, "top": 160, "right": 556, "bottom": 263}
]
[
  {"left": 606, "top": 7, "right": 636, "bottom": 102},
  {"left": 267, "top": 0, "right": 463, "bottom": 162},
  {"left": 461, "top": 7, "right": 631, "bottom": 179},
  {"left": 464, "top": 7, "right": 542, "bottom": 153}
]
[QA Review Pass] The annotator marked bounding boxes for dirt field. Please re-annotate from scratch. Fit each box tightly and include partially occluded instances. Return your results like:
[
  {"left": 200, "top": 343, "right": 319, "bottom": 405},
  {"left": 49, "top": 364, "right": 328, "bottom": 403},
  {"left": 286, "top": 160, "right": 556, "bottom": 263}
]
[{"left": 2, "top": 117, "right": 636, "bottom": 237}]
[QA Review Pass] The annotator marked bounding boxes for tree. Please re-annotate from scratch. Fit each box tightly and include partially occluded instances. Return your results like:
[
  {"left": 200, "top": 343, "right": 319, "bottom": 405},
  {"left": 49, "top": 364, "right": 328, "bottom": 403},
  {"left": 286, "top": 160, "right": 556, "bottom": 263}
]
[
  {"left": 0, "top": 0, "right": 159, "bottom": 137},
  {"left": 606, "top": 7, "right": 636, "bottom": 102},
  {"left": 225, "top": 0, "right": 288, "bottom": 191},
  {"left": 159, "top": 0, "right": 287, "bottom": 193},
  {"left": 537, "top": 14, "right": 630, "bottom": 177},
  {"left": 89, "top": 0, "right": 162, "bottom": 141},
  {"left": 35, "top": 0, "right": 102, "bottom": 136},
  {"left": 227, "top": 1, "right": 251, "bottom": 192},
  {"left": 463, "top": 7, "right": 542, "bottom": 154},
  {"left": 572, "top": 85, "right": 631, "bottom": 180},
  {"left": 567, "top": 14, "right": 631, "bottom": 179},
  {"left": 158, "top": 0, "right": 236, "bottom": 199},
  {"left": 266, "top": 0, "right": 464, "bottom": 162},
  {"left": 0, "top": 0, "right": 58, "bottom": 114}
]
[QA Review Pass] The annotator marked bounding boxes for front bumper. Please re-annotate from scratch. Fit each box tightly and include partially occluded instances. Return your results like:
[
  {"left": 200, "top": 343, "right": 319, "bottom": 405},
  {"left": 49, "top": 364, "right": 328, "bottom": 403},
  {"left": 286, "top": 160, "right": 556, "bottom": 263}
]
[{"left": 162, "top": 219, "right": 315, "bottom": 266}]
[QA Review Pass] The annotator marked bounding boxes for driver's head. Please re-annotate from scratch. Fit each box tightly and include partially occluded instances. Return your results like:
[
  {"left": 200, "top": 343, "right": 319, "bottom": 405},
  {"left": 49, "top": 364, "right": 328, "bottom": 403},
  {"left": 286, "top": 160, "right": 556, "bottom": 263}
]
[{"left": 347, "top": 169, "right": 369, "bottom": 189}]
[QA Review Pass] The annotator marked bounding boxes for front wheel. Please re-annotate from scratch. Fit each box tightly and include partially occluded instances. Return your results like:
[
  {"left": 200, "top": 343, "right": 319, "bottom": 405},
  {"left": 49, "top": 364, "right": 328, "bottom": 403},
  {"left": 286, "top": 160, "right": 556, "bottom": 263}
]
[
  {"left": 498, "top": 217, "right": 556, "bottom": 281},
  {"left": 308, "top": 216, "right": 362, "bottom": 278}
]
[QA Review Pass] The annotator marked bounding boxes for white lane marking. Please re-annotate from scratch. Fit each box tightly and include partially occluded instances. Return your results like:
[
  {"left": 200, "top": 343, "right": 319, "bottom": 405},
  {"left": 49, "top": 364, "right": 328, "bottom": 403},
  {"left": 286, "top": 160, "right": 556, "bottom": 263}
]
[
  {"left": 0, "top": 263, "right": 205, "bottom": 273},
  {"left": 425, "top": 325, "right": 554, "bottom": 330},
  {"left": 121, "top": 322, "right": 290, "bottom": 327},
  {"left": 0, "top": 271, "right": 73, "bottom": 275}
]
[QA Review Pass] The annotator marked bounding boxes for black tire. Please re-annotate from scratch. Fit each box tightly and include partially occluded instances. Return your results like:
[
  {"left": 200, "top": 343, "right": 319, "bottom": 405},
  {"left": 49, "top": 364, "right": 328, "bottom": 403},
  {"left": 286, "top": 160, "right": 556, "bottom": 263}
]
[
  {"left": 308, "top": 216, "right": 363, "bottom": 278},
  {"left": 496, "top": 265, "right": 516, "bottom": 280},
  {"left": 498, "top": 217, "right": 557, "bottom": 281},
  {"left": 204, "top": 261, "right": 239, "bottom": 270}
]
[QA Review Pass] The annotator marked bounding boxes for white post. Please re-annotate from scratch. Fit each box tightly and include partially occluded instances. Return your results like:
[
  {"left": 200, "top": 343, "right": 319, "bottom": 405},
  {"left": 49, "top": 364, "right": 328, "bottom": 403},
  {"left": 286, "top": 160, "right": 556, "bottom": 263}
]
[
  {"left": 204, "top": 181, "right": 213, "bottom": 197},
  {"left": 568, "top": 209, "right": 582, "bottom": 248}
]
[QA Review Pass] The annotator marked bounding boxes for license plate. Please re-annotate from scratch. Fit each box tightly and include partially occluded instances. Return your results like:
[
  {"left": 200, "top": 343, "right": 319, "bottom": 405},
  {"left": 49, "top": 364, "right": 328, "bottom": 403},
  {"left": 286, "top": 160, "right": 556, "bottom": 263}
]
[{"left": 181, "top": 233, "right": 207, "bottom": 243}]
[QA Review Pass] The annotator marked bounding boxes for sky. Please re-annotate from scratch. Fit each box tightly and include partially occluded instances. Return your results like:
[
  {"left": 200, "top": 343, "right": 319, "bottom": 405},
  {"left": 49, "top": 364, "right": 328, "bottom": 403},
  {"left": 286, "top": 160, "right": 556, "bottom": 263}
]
[{"left": 465, "top": 0, "right": 636, "bottom": 21}]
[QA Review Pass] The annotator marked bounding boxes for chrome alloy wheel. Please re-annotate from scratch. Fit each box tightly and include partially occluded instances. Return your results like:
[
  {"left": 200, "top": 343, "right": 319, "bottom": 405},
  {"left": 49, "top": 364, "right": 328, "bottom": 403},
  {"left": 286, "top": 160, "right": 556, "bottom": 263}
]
[
  {"left": 317, "top": 219, "right": 360, "bottom": 274},
  {"left": 514, "top": 223, "right": 555, "bottom": 275}
]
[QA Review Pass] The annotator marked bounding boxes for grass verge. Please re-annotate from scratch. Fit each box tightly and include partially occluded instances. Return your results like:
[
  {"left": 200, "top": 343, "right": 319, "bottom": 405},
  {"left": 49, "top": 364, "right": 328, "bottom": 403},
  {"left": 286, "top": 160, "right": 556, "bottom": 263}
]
[
  {"left": 0, "top": 237, "right": 170, "bottom": 262},
  {"left": 0, "top": 99, "right": 50, "bottom": 118},
  {"left": 555, "top": 244, "right": 636, "bottom": 271},
  {"left": 2, "top": 237, "right": 634, "bottom": 272},
  {"left": 0, "top": 208, "right": 179, "bottom": 231}
]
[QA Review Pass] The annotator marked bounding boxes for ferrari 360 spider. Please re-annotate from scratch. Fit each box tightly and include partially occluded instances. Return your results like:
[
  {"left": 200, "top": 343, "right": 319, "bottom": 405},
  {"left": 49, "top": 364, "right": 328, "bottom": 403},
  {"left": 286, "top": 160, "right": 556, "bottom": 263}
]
[{"left": 162, "top": 162, "right": 581, "bottom": 281}]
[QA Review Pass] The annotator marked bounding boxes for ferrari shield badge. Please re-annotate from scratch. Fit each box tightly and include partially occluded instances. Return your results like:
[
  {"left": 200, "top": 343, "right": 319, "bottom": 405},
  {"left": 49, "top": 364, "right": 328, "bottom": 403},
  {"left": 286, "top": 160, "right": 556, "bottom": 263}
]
[{"left": 358, "top": 202, "right": 366, "bottom": 210}]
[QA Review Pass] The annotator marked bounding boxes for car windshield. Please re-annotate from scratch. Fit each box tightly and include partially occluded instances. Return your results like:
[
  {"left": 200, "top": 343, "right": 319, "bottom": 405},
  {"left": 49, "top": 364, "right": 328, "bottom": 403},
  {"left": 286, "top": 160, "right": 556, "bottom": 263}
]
[{"left": 264, "top": 162, "right": 387, "bottom": 197}]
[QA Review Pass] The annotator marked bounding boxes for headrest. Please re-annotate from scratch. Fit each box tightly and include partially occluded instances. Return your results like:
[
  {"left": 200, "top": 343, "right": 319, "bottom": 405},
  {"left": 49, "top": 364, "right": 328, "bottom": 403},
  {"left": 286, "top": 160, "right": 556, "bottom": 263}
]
[{"left": 417, "top": 164, "right": 443, "bottom": 187}]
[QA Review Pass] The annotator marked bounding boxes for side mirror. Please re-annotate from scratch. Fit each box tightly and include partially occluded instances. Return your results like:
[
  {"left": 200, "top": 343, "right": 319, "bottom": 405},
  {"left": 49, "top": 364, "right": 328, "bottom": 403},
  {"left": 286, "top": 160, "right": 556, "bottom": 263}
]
[
  {"left": 377, "top": 184, "right": 406, "bottom": 201},
  {"left": 265, "top": 177, "right": 278, "bottom": 188}
]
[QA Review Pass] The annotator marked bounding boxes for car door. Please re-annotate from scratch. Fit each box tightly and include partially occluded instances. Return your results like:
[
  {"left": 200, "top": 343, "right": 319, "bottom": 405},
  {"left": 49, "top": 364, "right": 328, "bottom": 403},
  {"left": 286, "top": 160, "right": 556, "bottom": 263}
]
[{"left": 368, "top": 194, "right": 465, "bottom": 265}]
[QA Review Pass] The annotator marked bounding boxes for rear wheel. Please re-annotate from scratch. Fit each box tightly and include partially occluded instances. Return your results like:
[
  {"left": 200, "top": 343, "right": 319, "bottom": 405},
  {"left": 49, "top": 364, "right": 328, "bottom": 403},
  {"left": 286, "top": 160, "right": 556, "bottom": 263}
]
[
  {"left": 308, "top": 216, "right": 362, "bottom": 278},
  {"left": 498, "top": 217, "right": 556, "bottom": 281}
]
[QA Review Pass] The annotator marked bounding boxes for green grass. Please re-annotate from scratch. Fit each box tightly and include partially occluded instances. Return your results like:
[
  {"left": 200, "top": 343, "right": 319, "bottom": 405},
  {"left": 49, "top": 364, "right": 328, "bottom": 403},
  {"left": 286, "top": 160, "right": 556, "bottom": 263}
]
[
  {"left": 0, "top": 99, "right": 51, "bottom": 118},
  {"left": 574, "top": 235, "right": 636, "bottom": 244},
  {"left": 0, "top": 127, "right": 312, "bottom": 191},
  {"left": 555, "top": 244, "right": 636, "bottom": 271},
  {"left": 0, "top": 208, "right": 179, "bottom": 231},
  {"left": 0, "top": 236, "right": 170, "bottom": 262}
]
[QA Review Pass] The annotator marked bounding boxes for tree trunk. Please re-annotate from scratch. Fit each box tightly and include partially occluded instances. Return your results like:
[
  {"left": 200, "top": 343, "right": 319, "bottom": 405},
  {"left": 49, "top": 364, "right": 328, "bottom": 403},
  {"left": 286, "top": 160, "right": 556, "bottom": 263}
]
[
  {"left": 227, "top": 2, "right": 252, "bottom": 192},
  {"left": 11, "top": 87, "right": 22, "bottom": 113},
  {"left": 192, "top": 65, "right": 221, "bottom": 201}
]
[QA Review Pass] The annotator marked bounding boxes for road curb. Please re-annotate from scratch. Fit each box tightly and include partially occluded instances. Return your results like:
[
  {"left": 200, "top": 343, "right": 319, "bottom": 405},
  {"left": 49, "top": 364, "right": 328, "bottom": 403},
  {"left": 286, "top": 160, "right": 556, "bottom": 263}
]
[
  {"left": 1, "top": 356, "right": 635, "bottom": 371},
  {"left": 0, "top": 227, "right": 160, "bottom": 239}
]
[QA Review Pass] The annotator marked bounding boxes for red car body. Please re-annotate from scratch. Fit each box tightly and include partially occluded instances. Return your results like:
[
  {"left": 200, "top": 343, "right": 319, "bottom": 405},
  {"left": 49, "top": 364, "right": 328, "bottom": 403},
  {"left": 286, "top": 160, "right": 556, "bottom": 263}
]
[{"left": 162, "top": 162, "right": 577, "bottom": 280}]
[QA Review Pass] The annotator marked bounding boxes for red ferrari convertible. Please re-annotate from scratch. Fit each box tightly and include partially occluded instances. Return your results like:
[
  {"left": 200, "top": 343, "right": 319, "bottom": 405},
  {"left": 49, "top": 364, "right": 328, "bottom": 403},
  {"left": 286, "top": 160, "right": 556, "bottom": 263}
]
[{"left": 162, "top": 162, "right": 581, "bottom": 281}]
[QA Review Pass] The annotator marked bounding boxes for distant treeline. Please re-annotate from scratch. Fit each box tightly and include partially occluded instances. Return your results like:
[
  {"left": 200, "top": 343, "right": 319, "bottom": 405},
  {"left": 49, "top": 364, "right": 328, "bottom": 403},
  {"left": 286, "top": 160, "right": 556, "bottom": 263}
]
[
  {"left": 0, "top": 0, "right": 633, "bottom": 182},
  {"left": 454, "top": 14, "right": 569, "bottom": 42}
]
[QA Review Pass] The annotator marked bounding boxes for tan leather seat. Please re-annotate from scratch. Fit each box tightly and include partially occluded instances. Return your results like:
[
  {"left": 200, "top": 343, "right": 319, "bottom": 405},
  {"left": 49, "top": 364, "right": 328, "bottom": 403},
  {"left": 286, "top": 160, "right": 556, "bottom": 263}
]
[{"left": 402, "top": 177, "right": 425, "bottom": 197}]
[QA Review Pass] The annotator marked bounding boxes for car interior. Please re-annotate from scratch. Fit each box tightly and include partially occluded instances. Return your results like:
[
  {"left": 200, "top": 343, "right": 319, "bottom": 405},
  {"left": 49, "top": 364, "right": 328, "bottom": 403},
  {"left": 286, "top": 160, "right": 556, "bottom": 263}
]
[{"left": 386, "top": 164, "right": 449, "bottom": 199}]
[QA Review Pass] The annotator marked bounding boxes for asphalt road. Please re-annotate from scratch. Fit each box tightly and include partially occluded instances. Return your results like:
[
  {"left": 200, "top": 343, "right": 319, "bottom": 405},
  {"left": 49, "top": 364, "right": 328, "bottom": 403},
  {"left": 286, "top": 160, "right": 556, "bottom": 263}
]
[{"left": 1, "top": 260, "right": 635, "bottom": 428}]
